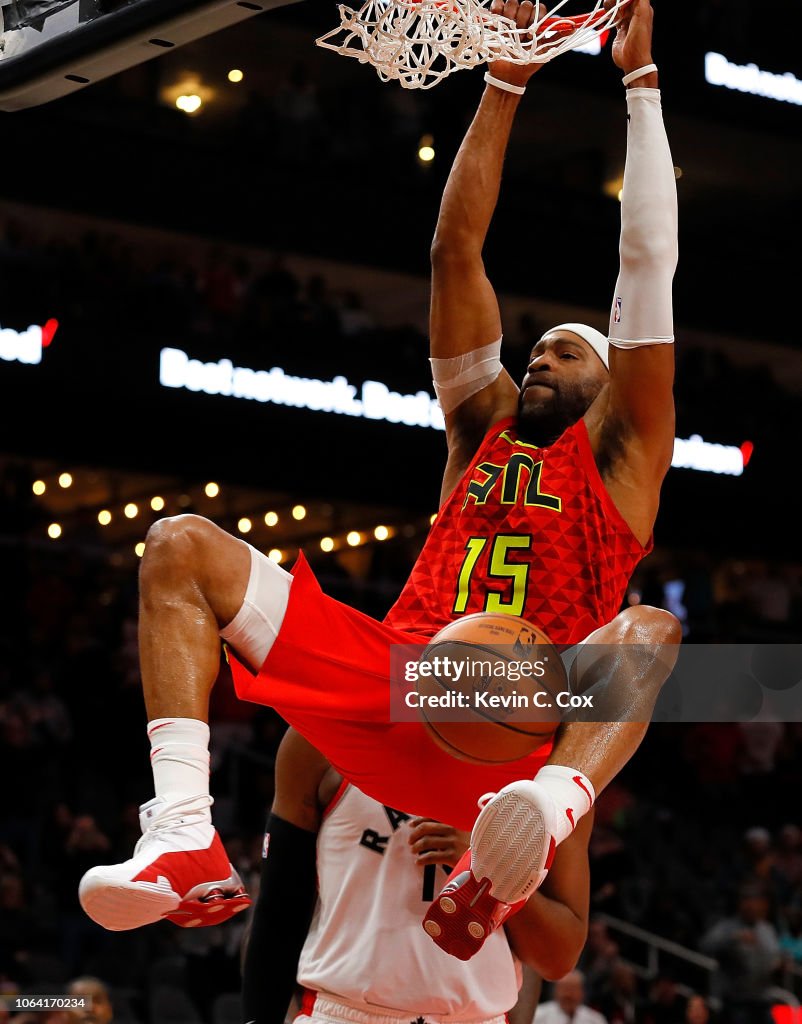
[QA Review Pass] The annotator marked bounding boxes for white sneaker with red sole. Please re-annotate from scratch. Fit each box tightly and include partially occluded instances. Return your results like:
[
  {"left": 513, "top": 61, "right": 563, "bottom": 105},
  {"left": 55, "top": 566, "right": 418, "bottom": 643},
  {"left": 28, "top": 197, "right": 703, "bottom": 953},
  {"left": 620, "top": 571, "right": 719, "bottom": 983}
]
[
  {"left": 79, "top": 795, "right": 251, "bottom": 931},
  {"left": 422, "top": 781, "right": 560, "bottom": 960}
]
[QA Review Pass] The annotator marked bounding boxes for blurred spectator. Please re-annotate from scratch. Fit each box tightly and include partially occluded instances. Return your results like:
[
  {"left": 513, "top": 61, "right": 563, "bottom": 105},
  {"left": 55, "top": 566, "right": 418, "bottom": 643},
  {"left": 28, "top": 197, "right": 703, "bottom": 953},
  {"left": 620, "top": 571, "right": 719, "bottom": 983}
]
[
  {"left": 535, "top": 972, "right": 608, "bottom": 1024},
  {"left": 578, "top": 920, "right": 619, "bottom": 997},
  {"left": 595, "top": 961, "right": 642, "bottom": 1024},
  {"left": 662, "top": 575, "right": 688, "bottom": 636},
  {"left": 710, "top": 561, "right": 750, "bottom": 639},
  {"left": 775, "top": 825, "right": 802, "bottom": 890},
  {"left": 744, "top": 565, "right": 792, "bottom": 629},
  {"left": 14, "top": 671, "right": 72, "bottom": 746},
  {"left": 0, "top": 711, "right": 47, "bottom": 861},
  {"left": 0, "top": 872, "right": 47, "bottom": 984},
  {"left": 0, "top": 846, "right": 19, "bottom": 875},
  {"left": 778, "top": 906, "right": 802, "bottom": 966},
  {"left": 738, "top": 723, "right": 785, "bottom": 777},
  {"left": 56, "top": 817, "right": 112, "bottom": 965},
  {"left": 737, "top": 823, "right": 786, "bottom": 905},
  {"left": 642, "top": 973, "right": 687, "bottom": 1024},
  {"left": 64, "top": 818, "right": 111, "bottom": 863},
  {"left": 684, "top": 995, "right": 714, "bottom": 1024},
  {"left": 701, "top": 886, "right": 781, "bottom": 1024},
  {"left": 66, "top": 976, "right": 114, "bottom": 1023},
  {"left": 587, "top": 824, "right": 637, "bottom": 918}
]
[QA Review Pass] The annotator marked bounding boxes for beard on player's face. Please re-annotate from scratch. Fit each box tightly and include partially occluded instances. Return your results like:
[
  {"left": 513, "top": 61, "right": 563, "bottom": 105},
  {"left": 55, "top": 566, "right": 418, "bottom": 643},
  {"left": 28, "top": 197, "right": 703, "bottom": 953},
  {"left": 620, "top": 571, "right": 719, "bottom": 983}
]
[{"left": 516, "top": 376, "right": 604, "bottom": 445}]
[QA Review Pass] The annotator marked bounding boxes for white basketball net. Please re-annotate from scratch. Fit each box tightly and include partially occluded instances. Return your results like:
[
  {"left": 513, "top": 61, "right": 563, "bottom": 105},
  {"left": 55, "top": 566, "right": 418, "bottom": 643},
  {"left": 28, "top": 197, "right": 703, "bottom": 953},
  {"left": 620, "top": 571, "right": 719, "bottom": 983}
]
[{"left": 316, "top": 0, "right": 630, "bottom": 89}]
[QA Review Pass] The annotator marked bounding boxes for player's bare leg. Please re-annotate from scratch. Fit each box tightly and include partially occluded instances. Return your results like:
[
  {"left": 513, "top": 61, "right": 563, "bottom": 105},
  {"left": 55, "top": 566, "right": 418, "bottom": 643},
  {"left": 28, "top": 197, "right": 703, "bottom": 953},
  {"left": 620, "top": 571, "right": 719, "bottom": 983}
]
[
  {"left": 79, "top": 515, "right": 274, "bottom": 931},
  {"left": 424, "top": 606, "right": 681, "bottom": 959},
  {"left": 139, "top": 515, "right": 252, "bottom": 719}
]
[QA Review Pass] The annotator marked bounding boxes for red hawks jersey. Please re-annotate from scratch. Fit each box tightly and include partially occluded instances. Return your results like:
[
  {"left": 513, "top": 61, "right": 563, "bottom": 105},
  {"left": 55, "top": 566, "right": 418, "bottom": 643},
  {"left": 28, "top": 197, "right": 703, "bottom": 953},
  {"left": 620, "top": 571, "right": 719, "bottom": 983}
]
[{"left": 385, "top": 416, "right": 650, "bottom": 645}]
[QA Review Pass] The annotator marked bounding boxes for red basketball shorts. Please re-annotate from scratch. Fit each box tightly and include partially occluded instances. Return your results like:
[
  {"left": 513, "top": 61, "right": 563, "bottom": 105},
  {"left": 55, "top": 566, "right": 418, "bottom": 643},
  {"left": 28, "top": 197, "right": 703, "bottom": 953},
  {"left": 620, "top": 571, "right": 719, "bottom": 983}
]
[{"left": 227, "top": 553, "right": 553, "bottom": 831}]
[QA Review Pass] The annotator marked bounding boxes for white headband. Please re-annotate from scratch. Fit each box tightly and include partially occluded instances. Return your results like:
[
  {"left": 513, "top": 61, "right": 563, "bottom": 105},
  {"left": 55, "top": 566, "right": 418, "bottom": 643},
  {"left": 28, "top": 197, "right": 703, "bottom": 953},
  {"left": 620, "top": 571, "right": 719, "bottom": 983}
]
[{"left": 545, "top": 323, "right": 609, "bottom": 369}]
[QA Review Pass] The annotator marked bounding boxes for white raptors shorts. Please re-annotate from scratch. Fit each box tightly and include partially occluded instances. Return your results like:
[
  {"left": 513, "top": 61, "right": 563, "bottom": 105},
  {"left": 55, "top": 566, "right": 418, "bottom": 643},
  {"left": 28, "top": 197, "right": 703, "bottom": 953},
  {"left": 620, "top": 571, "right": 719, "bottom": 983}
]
[{"left": 295, "top": 993, "right": 508, "bottom": 1024}]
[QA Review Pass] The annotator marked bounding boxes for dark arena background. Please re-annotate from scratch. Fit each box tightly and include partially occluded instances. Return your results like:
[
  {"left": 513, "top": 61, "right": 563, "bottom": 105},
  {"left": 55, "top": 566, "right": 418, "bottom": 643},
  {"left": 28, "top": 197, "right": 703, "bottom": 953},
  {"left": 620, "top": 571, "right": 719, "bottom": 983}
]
[{"left": 2, "top": 1, "right": 802, "bottom": 1022}]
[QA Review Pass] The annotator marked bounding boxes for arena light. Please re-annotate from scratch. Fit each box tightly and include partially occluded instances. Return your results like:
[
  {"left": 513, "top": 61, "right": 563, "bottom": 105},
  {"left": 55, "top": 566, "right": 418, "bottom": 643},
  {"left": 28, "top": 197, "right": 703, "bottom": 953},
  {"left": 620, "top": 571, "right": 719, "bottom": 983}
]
[
  {"left": 32, "top": 480, "right": 46, "bottom": 495},
  {"left": 268, "top": 548, "right": 284, "bottom": 563},
  {"left": 238, "top": 517, "right": 252, "bottom": 534},
  {"left": 417, "top": 134, "right": 435, "bottom": 163},
  {"left": 320, "top": 536, "right": 335, "bottom": 552},
  {"left": 292, "top": 504, "right": 307, "bottom": 521},
  {"left": 430, "top": 513, "right": 437, "bottom": 525},
  {"left": 227, "top": 69, "right": 244, "bottom": 83},
  {"left": 603, "top": 173, "right": 624, "bottom": 202},
  {"left": 124, "top": 503, "right": 139, "bottom": 519},
  {"left": 58, "top": 472, "right": 73, "bottom": 488},
  {"left": 347, "top": 531, "right": 362, "bottom": 546},
  {"left": 374, "top": 525, "right": 390, "bottom": 541},
  {"left": 98, "top": 510, "right": 112, "bottom": 526},
  {"left": 705, "top": 52, "right": 802, "bottom": 107},
  {"left": 204, "top": 482, "right": 220, "bottom": 498},
  {"left": 48, "top": 523, "right": 62, "bottom": 539},
  {"left": 135, "top": 542, "right": 146, "bottom": 558},
  {"left": 264, "top": 511, "right": 278, "bottom": 527},
  {"left": 176, "top": 93, "right": 203, "bottom": 114},
  {"left": 151, "top": 496, "right": 165, "bottom": 511}
]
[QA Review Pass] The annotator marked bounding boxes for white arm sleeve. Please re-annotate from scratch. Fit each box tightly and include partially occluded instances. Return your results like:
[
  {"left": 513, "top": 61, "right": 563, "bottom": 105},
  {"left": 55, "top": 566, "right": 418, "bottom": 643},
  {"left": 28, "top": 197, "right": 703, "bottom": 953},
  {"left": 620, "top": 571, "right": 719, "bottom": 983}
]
[
  {"left": 430, "top": 337, "right": 503, "bottom": 414},
  {"left": 608, "top": 88, "right": 678, "bottom": 350}
]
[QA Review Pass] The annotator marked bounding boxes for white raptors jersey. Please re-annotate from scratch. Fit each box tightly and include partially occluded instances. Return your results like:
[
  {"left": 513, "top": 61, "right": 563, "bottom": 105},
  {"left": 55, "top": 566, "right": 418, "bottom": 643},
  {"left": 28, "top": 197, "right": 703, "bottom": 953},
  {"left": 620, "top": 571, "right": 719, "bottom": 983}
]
[{"left": 297, "top": 784, "right": 522, "bottom": 1019}]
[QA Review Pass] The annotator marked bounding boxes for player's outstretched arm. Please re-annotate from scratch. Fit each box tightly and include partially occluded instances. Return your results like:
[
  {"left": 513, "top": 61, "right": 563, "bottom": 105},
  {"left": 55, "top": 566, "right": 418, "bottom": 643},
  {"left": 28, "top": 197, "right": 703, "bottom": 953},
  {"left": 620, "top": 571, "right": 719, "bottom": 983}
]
[
  {"left": 432, "top": 0, "right": 547, "bottom": 488},
  {"left": 585, "top": 0, "right": 678, "bottom": 546},
  {"left": 503, "top": 810, "right": 593, "bottom": 979},
  {"left": 241, "top": 730, "right": 333, "bottom": 1024}
]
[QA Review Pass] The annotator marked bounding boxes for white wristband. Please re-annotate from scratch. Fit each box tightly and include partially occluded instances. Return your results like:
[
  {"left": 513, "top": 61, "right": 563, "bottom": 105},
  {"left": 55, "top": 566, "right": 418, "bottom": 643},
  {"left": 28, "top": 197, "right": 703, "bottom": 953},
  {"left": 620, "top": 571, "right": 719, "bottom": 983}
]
[
  {"left": 484, "top": 72, "right": 526, "bottom": 95},
  {"left": 622, "top": 63, "right": 658, "bottom": 86}
]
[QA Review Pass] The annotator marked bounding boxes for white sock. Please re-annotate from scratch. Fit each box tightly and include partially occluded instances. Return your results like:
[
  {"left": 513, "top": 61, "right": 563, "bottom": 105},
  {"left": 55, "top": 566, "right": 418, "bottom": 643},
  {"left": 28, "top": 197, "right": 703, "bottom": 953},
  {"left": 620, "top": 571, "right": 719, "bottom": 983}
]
[
  {"left": 534, "top": 764, "right": 596, "bottom": 845},
  {"left": 148, "top": 718, "right": 211, "bottom": 807}
]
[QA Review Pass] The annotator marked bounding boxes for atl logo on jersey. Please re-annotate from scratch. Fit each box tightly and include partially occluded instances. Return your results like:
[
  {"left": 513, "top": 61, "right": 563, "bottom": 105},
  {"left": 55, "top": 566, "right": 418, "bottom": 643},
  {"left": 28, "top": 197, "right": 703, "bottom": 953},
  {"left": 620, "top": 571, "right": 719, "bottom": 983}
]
[{"left": 463, "top": 431, "right": 562, "bottom": 512}]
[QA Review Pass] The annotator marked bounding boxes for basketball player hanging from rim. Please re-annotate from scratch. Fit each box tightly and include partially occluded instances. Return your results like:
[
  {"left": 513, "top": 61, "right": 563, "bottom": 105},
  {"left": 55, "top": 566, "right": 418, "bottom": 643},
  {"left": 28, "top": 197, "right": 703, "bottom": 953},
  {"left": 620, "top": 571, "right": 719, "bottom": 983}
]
[{"left": 79, "top": 0, "right": 681, "bottom": 959}]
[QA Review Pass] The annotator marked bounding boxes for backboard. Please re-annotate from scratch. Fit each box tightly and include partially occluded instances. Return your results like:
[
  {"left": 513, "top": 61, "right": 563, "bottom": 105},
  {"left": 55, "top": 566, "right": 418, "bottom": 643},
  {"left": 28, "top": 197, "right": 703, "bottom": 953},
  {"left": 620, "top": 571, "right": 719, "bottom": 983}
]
[{"left": 0, "top": 0, "right": 300, "bottom": 111}]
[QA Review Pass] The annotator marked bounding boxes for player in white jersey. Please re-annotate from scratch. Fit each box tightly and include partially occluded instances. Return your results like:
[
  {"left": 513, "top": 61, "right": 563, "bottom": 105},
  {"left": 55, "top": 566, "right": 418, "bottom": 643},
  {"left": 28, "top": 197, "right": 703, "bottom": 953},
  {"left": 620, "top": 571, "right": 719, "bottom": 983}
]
[{"left": 241, "top": 729, "right": 593, "bottom": 1024}]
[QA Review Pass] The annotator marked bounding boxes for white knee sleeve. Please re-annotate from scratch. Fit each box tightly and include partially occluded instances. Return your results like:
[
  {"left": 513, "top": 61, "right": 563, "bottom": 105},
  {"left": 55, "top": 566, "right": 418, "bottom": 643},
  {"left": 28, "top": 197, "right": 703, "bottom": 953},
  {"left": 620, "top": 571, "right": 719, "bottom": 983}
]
[
  {"left": 608, "top": 88, "right": 678, "bottom": 351},
  {"left": 219, "top": 545, "right": 292, "bottom": 670}
]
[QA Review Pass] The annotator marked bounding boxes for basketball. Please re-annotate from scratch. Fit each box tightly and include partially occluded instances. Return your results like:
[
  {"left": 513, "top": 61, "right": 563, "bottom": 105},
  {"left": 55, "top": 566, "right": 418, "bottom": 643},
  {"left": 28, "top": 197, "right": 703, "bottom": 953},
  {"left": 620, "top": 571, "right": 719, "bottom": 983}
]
[{"left": 415, "top": 612, "right": 567, "bottom": 765}]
